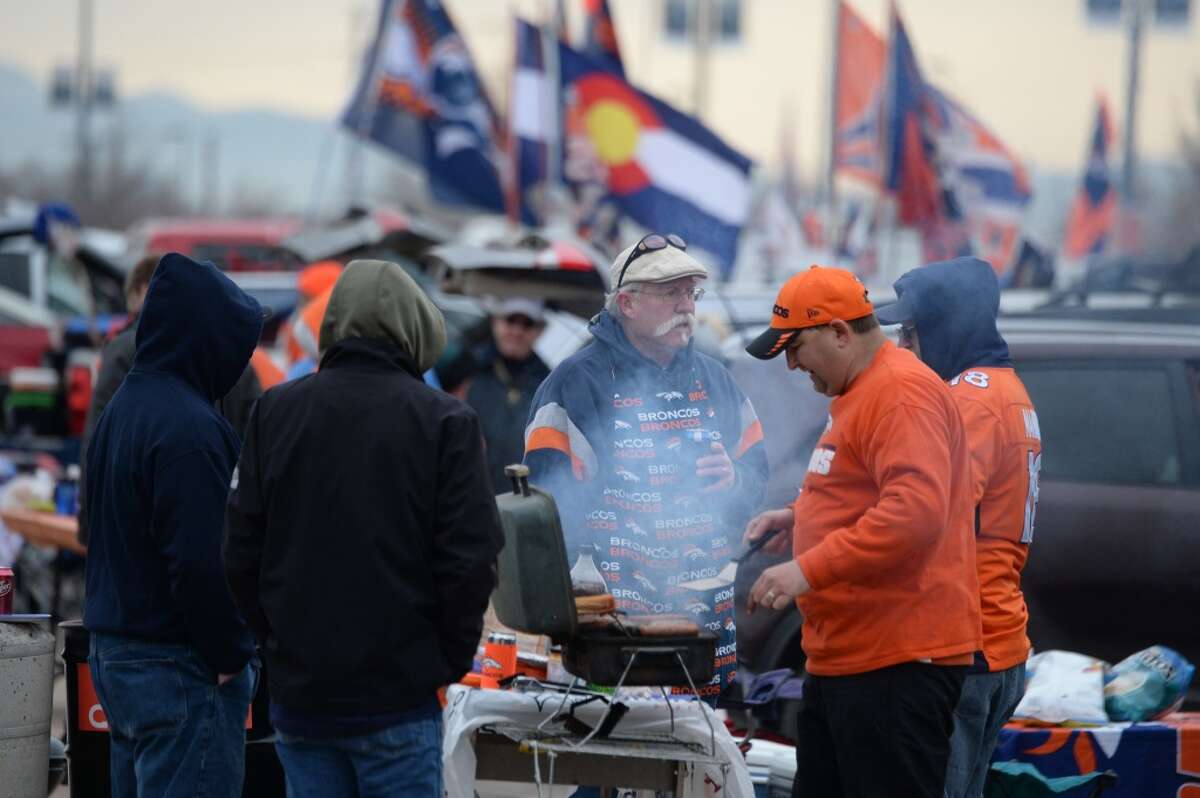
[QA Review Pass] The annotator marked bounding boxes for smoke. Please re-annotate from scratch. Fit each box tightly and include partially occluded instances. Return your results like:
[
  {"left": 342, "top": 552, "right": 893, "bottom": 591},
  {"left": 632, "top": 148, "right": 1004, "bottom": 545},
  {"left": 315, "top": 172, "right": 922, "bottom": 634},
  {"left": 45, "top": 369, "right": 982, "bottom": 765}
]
[{"left": 726, "top": 354, "right": 830, "bottom": 508}]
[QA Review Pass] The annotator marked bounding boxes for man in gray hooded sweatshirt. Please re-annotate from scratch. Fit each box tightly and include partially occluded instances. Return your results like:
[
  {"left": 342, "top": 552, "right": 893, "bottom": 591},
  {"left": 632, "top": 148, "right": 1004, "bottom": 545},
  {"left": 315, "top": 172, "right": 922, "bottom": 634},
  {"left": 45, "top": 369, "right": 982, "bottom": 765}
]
[{"left": 224, "top": 260, "right": 504, "bottom": 797}]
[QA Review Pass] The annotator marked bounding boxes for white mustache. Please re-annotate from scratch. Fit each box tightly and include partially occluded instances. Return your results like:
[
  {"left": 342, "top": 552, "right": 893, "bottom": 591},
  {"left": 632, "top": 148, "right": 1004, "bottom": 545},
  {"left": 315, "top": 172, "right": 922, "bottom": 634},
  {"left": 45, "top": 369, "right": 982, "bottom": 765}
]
[{"left": 653, "top": 313, "right": 696, "bottom": 338}]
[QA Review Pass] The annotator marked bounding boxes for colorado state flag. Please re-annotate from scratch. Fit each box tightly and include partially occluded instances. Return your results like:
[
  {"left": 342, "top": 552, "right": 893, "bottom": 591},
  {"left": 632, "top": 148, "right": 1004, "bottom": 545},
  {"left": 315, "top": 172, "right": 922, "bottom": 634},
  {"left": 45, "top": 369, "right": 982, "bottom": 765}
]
[{"left": 513, "top": 21, "right": 752, "bottom": 273}]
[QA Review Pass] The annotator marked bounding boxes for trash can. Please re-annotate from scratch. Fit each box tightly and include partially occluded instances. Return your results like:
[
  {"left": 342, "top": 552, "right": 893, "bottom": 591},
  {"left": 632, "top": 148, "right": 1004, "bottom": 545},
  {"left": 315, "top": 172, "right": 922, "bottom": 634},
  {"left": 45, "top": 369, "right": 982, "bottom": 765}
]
[
  {"left": 0, "top": 614, "right": 55, "bottom": 798},
  {"left": 60, "top": 620, "right": 108, "bottom": 798},
  {"left": 60, "top": 620, "right": 285, "bottom": 798}
]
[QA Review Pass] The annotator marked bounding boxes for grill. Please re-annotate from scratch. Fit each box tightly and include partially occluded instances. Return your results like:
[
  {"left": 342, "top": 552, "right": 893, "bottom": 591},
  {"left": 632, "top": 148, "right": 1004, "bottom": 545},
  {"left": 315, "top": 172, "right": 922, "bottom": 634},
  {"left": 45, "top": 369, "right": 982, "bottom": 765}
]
[{"left": 492, "top": 465, "right": 717, "bottom": 689}]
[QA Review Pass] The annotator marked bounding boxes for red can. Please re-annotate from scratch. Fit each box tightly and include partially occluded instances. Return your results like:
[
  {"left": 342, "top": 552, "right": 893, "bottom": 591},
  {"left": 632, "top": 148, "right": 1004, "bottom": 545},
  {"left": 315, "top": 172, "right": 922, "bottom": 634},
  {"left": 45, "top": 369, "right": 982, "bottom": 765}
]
[{"left": 0, "top": 566, "right": 14, "bottom": 614}]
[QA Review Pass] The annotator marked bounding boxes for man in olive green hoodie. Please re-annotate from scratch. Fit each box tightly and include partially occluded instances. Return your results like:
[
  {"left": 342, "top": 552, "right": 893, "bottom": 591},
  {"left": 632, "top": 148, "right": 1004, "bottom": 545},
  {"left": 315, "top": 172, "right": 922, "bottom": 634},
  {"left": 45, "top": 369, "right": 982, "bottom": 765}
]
[{"left": 225, "top": 260, "right": 504, "bottom": 798}]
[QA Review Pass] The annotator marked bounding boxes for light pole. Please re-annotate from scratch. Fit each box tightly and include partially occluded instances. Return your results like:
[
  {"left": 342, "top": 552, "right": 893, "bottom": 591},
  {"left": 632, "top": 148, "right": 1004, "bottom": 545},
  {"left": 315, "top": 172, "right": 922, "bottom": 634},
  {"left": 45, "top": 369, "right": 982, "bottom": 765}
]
[
  {"left": 1120, "top": 0, "right": 1146, "bottom": 207},
  {"left": 76, "top": 0, "right": 94, "bottom": 207}
]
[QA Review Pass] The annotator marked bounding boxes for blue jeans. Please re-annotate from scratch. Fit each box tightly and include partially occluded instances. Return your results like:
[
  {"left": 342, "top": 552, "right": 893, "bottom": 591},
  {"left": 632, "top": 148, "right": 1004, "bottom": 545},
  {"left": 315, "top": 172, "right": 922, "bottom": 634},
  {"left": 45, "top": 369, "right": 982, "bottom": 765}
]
[
  {"left": 88, "top": 633, "right": 259, "bottom": 798},
  {"left": 274, "top": 714, "right": 444, "bottom": 798},
  {"left": 944, "top": 663, "right": 1027, "bottom": 798}
]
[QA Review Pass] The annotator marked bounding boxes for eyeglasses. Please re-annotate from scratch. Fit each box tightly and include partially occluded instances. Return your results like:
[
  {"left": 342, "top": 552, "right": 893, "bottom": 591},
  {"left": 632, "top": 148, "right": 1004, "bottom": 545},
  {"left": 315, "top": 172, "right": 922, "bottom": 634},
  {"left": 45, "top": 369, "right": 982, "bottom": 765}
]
[
  {"left": 616, "top": 233, "right": 687, "bottom": 288},
  {"left": 632, "top": 285, "right": 706, "bottom": 303}
]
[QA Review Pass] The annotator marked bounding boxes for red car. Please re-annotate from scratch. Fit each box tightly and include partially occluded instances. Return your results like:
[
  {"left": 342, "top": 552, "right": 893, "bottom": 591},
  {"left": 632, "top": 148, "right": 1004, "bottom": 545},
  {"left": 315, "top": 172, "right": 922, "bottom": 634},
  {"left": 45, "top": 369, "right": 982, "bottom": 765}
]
[{"left": 127, "top": 217, "right": 304, "bottom": 272}]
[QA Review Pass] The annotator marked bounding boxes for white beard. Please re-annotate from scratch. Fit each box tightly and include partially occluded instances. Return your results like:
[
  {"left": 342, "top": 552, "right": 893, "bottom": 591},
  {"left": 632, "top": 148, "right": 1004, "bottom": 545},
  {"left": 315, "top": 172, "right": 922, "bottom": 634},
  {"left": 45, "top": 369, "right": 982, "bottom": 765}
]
[{"left": 653, "top": 313, "right": 696, "bottom": 338}]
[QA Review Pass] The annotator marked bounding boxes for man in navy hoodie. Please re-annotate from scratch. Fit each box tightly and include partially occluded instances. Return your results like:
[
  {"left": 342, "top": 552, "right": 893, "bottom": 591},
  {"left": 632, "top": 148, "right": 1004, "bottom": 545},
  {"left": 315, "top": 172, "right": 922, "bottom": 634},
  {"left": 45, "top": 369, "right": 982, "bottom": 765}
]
[
  {"left": 84, "top": 253, "right": 265, "bottom": 798},
  {"left": 877, "top": 257, "right": 1041, "bottom": 798}
]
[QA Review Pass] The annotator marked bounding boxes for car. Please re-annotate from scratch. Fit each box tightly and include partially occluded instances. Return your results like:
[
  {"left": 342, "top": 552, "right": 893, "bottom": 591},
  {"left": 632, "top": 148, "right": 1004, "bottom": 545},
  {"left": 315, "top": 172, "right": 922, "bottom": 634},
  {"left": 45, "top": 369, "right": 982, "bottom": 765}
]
[
  {"left": 126, "top": 217, "right": 303, "bottom": 272},
  {"left": 729, "top": 315, "right": 1200, "bottom": 737},
  {"left": 0, "top": 217, "right": 129, "bottom": 446}
]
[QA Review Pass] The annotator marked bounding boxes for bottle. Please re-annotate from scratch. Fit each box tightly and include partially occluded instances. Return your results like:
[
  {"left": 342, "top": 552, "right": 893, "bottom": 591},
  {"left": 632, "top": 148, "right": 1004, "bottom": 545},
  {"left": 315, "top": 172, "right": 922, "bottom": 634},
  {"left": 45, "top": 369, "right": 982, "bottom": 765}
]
[
  {"left": 569, "top": 544, "right": 608, "bottom": 596},
  {"left": 55, "top": 464, "right": 81, "bottom": 516}
]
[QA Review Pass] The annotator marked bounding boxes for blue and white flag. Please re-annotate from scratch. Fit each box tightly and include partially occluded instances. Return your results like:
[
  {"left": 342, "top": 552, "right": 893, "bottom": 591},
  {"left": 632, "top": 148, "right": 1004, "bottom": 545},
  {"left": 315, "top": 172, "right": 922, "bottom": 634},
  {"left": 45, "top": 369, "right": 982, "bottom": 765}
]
[
  {"left": 509, "top": 19, "right": 554, "bottom": 225},
  {"left": 341, "top": 0, "right": 504, "bottom": 212}
]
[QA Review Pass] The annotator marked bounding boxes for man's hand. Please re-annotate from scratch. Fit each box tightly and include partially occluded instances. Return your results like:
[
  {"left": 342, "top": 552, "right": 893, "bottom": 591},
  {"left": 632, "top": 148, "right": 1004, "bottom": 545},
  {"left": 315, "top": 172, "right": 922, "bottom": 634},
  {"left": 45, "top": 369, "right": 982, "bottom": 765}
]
[
  {"left": 217, "top": 671, "right": 239, "bottom": 686},
  {"left": 747, "top": 560, "right": 810, "bottom": 614},
  {"left": 697, "top": 442, "right": 736, "bottom": 493},
  {"left": 743, "top": 507, "right": 794, "bottom": 555}
]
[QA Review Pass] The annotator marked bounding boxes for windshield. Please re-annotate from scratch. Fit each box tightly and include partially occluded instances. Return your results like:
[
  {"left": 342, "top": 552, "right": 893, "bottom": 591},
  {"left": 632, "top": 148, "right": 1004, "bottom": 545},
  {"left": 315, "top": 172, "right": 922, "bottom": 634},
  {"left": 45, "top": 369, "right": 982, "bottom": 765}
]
[{"left": 46, "top": 254, "right": 92, "bottom": 316}]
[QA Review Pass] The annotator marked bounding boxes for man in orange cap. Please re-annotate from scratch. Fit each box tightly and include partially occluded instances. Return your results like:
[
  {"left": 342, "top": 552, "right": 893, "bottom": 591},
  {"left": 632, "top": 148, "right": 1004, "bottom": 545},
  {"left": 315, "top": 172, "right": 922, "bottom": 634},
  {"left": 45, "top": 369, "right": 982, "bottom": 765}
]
[
  {"left": 296, "top": 261, "right": 343, "bottom": 301},
  {"left": 742, "top": 266, "right": 982, "bottom": 798},
  {"left": 283, "top": 262, "right": 344, "bottom": 368}
]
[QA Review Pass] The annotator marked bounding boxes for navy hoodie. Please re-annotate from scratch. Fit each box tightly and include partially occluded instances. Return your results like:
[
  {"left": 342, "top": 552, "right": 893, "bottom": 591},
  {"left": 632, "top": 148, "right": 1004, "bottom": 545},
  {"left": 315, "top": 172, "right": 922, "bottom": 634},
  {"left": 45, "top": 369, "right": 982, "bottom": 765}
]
[
  {"left": 892, "top": 256, "right": 1012, "bottom": 380},
  {"left": 84, "top": 253, "right": 263, "bottom": 675}
]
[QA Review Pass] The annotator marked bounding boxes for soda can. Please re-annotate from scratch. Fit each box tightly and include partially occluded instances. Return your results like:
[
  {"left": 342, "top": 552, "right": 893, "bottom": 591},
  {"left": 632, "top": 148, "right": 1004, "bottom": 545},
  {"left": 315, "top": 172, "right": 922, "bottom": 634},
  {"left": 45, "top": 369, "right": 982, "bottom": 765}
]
[
  {"left": 0, "top": 567, "right": 14, "bottom": 614},
  {"left": 482, "top": 632, "right": 518, "bottom": 686}
]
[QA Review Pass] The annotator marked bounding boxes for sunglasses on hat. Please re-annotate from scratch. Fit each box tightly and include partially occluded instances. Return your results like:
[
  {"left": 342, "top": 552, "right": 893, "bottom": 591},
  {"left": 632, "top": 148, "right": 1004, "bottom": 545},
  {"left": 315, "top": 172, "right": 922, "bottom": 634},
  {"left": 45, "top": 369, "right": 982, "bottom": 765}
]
[
  {"left": 502, "top": 314, "right": 541, "bottom": 330},
  {"left": 616, "top": 233, "right": 687, "bottom": 289}
]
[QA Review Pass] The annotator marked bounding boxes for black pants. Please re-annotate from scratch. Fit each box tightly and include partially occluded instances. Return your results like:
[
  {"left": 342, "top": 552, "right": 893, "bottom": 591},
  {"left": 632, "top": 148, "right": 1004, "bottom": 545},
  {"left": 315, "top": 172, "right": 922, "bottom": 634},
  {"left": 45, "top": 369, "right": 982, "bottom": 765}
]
[{"left": 792, "top": 661, "right": 967, "bottom": 798}]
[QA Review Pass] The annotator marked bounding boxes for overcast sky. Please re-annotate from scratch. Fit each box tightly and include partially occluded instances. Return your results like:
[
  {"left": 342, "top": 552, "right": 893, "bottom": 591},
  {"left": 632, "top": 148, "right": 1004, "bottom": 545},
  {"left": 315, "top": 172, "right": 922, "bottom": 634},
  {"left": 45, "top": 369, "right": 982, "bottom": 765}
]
[{"left": 4, "top": 0, "right": 1198, "bottom": 175}]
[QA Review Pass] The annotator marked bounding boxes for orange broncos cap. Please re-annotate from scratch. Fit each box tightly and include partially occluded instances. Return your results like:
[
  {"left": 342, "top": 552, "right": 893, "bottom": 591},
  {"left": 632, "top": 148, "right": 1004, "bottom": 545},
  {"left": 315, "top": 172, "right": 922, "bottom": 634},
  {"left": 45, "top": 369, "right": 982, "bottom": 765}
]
[{"left": 746, "top": 266, "right": 874, "bottom": 360}]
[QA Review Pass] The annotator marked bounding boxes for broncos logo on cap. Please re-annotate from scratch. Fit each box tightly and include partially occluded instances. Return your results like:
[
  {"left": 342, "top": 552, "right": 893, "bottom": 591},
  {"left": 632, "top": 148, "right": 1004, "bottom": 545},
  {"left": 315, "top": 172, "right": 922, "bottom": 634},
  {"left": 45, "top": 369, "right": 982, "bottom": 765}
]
[{"left": 765, "top": 330, "right": 797, "bottom": 356}]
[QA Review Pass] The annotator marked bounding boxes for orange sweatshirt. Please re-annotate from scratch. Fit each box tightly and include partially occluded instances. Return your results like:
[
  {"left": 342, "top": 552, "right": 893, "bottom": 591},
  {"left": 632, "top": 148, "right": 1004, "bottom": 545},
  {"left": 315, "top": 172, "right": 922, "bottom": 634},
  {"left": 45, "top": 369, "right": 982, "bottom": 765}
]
[
  {"left": 794, "top": 341, "right": 982, "bottom": 676},
  {"left": 950, "top": 367, "right": 1040, "bottom": 672}
]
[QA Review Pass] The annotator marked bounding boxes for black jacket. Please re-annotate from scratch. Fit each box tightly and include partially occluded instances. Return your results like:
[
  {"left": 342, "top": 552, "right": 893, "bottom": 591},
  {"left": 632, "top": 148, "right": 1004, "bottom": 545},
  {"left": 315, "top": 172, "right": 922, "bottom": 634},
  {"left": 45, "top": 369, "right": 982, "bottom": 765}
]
[
  {"left": 83, "top": 253, "right": 263, "bottom": 676},
  {"left": 78, "top": 322, "right": 261, "bottom": 545},
  {"left": 465, "top": 343, "right": 550, "bottom": 487},
  {"left": 224, "top": 337, "right": 504, "bottom": 715}
]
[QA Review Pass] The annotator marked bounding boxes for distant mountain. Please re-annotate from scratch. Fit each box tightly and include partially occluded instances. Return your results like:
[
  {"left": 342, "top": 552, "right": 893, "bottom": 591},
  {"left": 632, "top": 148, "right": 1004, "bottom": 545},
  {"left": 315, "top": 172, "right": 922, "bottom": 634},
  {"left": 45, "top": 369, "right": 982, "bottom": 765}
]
[
  {"left": 0, "top": 61, "right": 419, "bottom": 217},
  {"left": 1, "top": 61, "right": 1187, "bottom": 241}
]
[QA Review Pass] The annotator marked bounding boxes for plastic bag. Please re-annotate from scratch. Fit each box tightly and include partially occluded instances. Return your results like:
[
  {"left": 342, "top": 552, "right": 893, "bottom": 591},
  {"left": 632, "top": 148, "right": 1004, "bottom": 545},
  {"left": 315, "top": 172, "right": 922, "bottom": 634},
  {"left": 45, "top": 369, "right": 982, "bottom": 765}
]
[
  {"left": 1012, "top": 650, "right": 1108, "bottom": 725},
  {"left": 1104, "top": 645, "right": 1195, "bottom": 722}
]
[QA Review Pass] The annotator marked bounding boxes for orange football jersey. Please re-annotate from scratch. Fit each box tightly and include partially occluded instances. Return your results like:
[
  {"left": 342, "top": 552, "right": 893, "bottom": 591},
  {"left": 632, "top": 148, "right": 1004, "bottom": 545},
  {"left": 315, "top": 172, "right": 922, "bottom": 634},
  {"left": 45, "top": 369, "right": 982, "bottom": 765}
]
[{"left": 949, "top": 366, "right": 1041, "bottom": 671}]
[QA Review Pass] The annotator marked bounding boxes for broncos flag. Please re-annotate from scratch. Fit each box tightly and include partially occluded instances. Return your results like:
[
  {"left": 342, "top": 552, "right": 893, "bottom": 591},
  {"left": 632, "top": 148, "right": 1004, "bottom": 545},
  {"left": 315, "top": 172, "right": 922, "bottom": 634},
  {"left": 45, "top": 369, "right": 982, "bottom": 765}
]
[
  {"left": 922, "top": 85, "right": 1031, "bottom": 272},
  {"left": 513, "top": 19, "right": 753, "bottom": 275},
  {"left": 1063, "top": 95, "right": 1116, "bottom": 259},
  {"left": 834, "top": 1, "right": 887, "bottom": 186},
  {"left": 883, "top": 6, "right": 971, "bottom": 263},
  {"left": 341, "top": 0, "right": 505, "bottom": 212}
]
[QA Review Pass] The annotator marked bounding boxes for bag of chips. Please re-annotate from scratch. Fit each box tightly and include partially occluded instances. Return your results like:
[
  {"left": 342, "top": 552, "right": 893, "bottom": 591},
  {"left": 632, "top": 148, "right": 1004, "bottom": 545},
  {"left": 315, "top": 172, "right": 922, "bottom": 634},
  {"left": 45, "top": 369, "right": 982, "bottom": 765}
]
[
  {"left": 1104, "top": 645, "right": 1195, "bottom": 722},
  {"left": 1012, "top": 650, "right": 1108, "bottom": 725}
]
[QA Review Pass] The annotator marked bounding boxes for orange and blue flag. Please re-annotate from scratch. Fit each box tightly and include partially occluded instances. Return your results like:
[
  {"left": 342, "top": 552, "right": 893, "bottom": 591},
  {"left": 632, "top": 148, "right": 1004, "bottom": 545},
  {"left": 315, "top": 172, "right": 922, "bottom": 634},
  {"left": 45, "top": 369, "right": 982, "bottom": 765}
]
[
  {"left": 922, "top": 86, "right": 1031, "bottom": 272},
  {"left": 341, "top": 0, "right": 504, "bottom": 212},
  {"left": 834, "top": 1, "right": 887, "bottom": 186},
  {"left": 1063, "top": 96, "right": 1116, "bottom": 259},
  {"left": 583, "top": 0, "right": 625, "bottom": 78},
  {"left": 882, "top": 7, "right": 971, "bottom": 262}
]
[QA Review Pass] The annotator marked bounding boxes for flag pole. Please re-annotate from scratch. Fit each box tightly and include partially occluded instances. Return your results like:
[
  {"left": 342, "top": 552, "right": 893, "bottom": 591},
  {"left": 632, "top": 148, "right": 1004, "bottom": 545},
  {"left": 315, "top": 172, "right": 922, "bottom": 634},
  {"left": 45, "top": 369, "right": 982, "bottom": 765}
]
[
  {"left": 504, "top": 13, "right": 520, "bottom": 226},
  {"left": 692, "top": 0, "right": 712, "bottom": 119},
  {"left": 540, "top": 11, "right": 564, "bottom": 224},
  {"left": 348, "top": 0, "right": 390, "bottom": 210},
  {"left": 1118, "top": 0, "right": 1146, "bottom": 253},
  {"left": 825, "top": 0, "right": 841, "bottom": 213}
]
